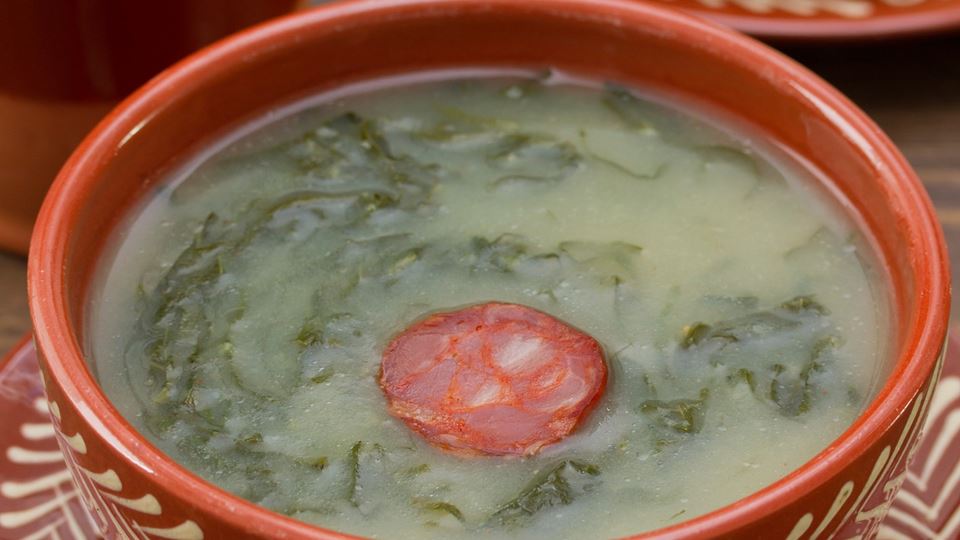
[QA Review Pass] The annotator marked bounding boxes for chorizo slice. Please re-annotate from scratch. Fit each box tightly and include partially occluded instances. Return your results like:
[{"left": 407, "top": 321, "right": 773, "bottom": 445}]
[{"left": 379, "top": 302, "right": 607, "bottom": 456}]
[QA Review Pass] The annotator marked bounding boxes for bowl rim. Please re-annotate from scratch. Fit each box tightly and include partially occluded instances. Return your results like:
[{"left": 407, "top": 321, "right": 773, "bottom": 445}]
[
  {"left": 678, "top": 1, "right": 960, "bottom": 41},
  {"left": 27, "top": 0, "right": 950, "bottom": 538}
]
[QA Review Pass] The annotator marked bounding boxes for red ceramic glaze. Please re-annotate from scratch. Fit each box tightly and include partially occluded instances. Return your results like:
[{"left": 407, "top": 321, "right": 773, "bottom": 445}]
[
  {"left": 654, "top": 0, "right": 960, "bottom": 41},
  {"left": 0, "top": 1, "right": 297, "bottom": 255},
  {"left": 26, "top": 0, "right": 950, "bottom": 539}
]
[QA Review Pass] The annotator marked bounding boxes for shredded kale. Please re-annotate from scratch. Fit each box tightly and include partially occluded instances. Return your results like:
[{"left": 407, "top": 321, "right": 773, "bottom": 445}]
[
  {"left": 680, "top": 296, "right": 839, "bottom": 416},
  {"left": 640, "top": 390, "right": 709, "bottom": 434},
  {"left": 602, "top": 83, "right": 654, "bottom": 132},
  {"left": 679, "top": 322, "right": 718, "bottom": 349},
  {"left": 345, "top": 441, "right": 387, "bottom": 509},
  {"left": 309, "top": 371, "right": 333, "bottom": 384},
  {"left": 299, "top": 456, "right": 328, "bottom": 471},
  {"left": 679, "top": 295, "right": 826, "bottom": 351},
  {"left": 127, "top": 110, "right": 450, "bottom": 501},
  {"left": 727, "top": 368, "right": 757, "bottom": 392},
  {"left": 768, "top": 334, "right": 841, "bottom": 416},
  {"left": 401, "top": 464, "right": 430, "bottom": 478},
  {"left": 781, "top": 295, "right": 829, "bottom": 315},
  {"left": 416, "top": 500, "right": 465, "bottom": 522},
  {"left": 588, "top": 153, "right": 666, "bottom": 181},
  {"left": 490, "top": 460, "right": 600, "bottom": 527},
  {"left": 488, "top": 133, "right": 582, "bottom": 188},
  {"left": 468, "top": 234, "right": 529, "bottom": 273},
  {"left": 559, "top": 240, "right": 643, "bottom": 281},
  {"left": 347, "top": 441, "right": 364, "bottom": 507},
  {"left": 413, "top": 105, "right": 584, "bottom": 188}
]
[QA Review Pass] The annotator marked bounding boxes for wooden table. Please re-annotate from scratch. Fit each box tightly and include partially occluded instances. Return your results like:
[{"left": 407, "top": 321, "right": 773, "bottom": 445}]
[{"left": 2, "top": 33, "right": 957, "bottom": 354}]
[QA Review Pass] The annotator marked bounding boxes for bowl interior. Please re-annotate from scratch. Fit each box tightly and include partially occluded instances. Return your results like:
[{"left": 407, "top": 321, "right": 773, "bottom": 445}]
[{"left": 30, "top": 0, "right": 948, "bottom": 538}]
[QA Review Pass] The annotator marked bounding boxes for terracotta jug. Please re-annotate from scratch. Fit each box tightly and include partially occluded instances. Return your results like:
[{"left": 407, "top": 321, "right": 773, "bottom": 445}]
[{"left": 0, "top": 0, "right": 297, "bottom": 254}]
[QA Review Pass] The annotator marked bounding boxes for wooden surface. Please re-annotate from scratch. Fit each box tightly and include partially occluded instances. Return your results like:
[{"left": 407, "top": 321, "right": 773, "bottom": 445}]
[
  {"left": 1, "top": 34, "right": 957, "bottom": 355},
  {"left": 0, "top": 251, "right": 26, "bottom": 353}
]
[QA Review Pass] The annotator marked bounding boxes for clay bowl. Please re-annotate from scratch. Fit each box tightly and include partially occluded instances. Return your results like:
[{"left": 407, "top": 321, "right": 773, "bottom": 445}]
[
  {"left": 0, "top": 1, "right": 296, "bottom": 255},
  {"left": 27, "top": 0, "right": 950, "bottom": 538}
]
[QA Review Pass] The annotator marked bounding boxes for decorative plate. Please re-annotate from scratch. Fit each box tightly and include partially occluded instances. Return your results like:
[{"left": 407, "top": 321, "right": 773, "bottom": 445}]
[
  {"left": 0, "top": 336, "right": 99, "bottom": 539},
  {"left": 657, "top": 0, "right": 960, "bottom": 40},
  {"left": 1, "top": 333, "right": 958, "bottom": 539}
]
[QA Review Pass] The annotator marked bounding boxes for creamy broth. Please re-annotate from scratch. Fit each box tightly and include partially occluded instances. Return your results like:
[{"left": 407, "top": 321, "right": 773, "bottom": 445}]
[{"left": 89, "top": 72, "right": 889, "bottom": 539}]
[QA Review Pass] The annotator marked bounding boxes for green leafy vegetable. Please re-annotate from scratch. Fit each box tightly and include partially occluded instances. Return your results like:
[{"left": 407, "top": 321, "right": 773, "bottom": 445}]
[
  {"left": 559, "top": 240, "right": 643, "bottom": 280},
  {"left": 346, "top": 441, "right": 364, "bottom": 507},
  {"left": 780, "top": 295, "right": 829, "bottom": 315},
  {"left": 468, "top": 234, "right": 529, "bottom": 273},
  {"left": 768, "top": 334, "right": 841, "bottom": 416},
  {"left": 679, "top": 295, "right": 826, "bottom": 351},
  {"left": 309, "top": 371, "right": 333, "bottom": 384},
  {"left": 701, "top": 295, "right": 759, "bottom": 310},
  {"left": 588, "top": 153, "right": 666, "bottom": 181},
  {"left": 298, "top": 113, "right": 441, "bottom": 204},
  {"left": 399, "top": 464, "right": 430, "bottom": 478},
  {"left": 640, "top": 390, "right": 709, "bottom": 434},
  {"left": 488, "top": 133, "right": 582, "bottom": 188},
  {"left": 769, "top": 364, "right": 810, "bottom": 416},
  {"left": 240, "top": 432, "right": 264, "bottom": 445},
  {"left": 680, "top": 296, "right": 838, "bottom": 416},
  {"left": 413, "top": 105, "right": 584, "bottom": 188},
  {"left": 490, "top": 460, "right": 600, "bottom": 527},
  {"left": 297, "top": 456, "right": 328, "bottom": 471},
  {"left": 727, "top": 368, "right": 757, "bottom": 392},
  {"left": 417, "top": 106, "right": 517, "bottom": 148},
  {"left": 679, "top": 322, "right": 718, "bottom": 349},
  {"left": 416, "top": 500, "right": 465, "bottom": 522},
  {"left": 345, "top": 441, "right": 387, "bottom": 508},
  {"left": 296, "top": 292, "right": 326, "bottom": 349},
  {"left": 128, "top": 110, "right": 450, "bottom": 501},
  {"left": 602, "top": 83, "right": 654, "bottom": 132}
]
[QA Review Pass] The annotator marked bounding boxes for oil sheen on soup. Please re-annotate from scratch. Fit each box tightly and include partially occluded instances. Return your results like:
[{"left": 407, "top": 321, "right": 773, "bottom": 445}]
[{"left": 89, "top": 72, "right": 889, "bottom": 539}]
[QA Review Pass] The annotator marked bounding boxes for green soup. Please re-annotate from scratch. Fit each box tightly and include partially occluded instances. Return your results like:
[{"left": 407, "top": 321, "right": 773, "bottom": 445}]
[{"left": 89, "top": 72, "right": 889, "bottom": 539}]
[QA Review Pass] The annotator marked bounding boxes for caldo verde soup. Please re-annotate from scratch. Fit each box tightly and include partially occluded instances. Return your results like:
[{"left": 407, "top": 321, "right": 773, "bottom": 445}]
[{"left": 90, "top": 72, "right": 888, "bottom": 539}]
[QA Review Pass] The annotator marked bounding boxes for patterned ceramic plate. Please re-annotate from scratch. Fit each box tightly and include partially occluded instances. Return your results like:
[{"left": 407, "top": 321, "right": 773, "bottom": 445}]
[
  {"left": 0, "top": 336, "right": 99, "bottom": 539},
  {"left": 657, "top": 0, "right": 960, "bottom": 40},
  {"left": 1, "top": 334, "right": 958, "bottom": 540}
]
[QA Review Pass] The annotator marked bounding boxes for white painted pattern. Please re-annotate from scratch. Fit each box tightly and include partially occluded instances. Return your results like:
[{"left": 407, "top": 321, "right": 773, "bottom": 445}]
[
  {"left": 878, "top": 371, "right": 960, "bottom": 539},
  {"left": 907, "top": 377, "right": 960, "bottom": 491},
  {"left": 7, "top": 446, "right": 69, "bottom": 464},
  {"left": 48, "top": 398, "right": 205, "bottom": 540},
  {"left": 0, "top": 397, "right": 96, "bottom": 540},
  {"left": 676, "top": 0, "right": 940, "bottom": 18}
]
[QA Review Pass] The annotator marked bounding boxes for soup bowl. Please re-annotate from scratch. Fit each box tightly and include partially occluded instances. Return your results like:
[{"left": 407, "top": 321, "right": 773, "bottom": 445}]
[{"left": 27, "top": 0, "right": 950, "bottom": 538}]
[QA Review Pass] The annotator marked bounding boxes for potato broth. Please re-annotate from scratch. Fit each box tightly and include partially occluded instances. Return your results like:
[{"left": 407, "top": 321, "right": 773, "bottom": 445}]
[{"left": 89, "top": 72, "right": 889, "bottom": 539}]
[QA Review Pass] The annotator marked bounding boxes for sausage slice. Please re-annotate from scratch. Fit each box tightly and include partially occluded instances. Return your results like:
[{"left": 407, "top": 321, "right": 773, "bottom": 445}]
[{"left": 379, "top": 302, "right": 607, "bottom": 456}]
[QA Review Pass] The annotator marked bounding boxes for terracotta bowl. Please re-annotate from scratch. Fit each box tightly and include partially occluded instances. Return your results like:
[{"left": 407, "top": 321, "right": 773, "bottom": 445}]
[
  {"left": 27, "top": 0, "right": 950, "bottom": 538},
  {"left": 0, "top": 1, "right": 296, "bottom": 255}
]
